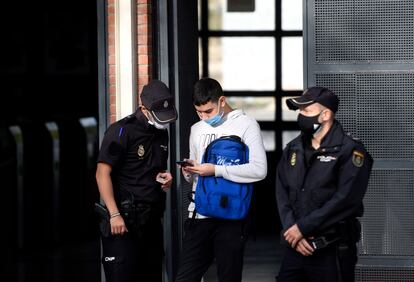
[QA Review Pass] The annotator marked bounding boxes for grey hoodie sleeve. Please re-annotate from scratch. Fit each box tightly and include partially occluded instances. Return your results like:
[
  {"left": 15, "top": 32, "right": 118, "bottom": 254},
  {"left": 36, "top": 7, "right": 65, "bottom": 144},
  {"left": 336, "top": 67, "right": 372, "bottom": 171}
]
[{"left": 215, "top": 119, "right": 267, "bottom": 183}]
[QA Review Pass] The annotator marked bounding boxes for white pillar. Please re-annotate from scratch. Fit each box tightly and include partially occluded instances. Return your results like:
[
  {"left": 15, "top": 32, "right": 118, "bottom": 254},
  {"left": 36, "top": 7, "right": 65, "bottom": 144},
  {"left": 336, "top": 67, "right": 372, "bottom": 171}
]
[{"left": 115, "top": 0, "right": 137, "bottom": 119}]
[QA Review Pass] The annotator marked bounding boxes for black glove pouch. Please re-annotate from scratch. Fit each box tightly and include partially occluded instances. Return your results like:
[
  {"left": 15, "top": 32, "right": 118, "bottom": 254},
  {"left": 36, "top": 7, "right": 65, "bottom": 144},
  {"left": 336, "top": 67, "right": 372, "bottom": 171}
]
[{"left": 94, "top": 203, "right": 111, "bottom": 238}]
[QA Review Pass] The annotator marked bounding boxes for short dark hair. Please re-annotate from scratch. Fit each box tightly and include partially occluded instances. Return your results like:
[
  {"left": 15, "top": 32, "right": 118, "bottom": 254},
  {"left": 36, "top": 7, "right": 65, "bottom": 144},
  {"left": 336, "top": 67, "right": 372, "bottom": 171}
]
[{"left": 193, "top": 78, "right": 223, "bottom": 106}]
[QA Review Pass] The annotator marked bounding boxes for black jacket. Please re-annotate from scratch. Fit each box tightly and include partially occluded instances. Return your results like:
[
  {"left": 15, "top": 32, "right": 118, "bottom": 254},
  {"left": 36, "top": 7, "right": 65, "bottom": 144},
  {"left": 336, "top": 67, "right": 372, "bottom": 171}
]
[
  {"left": 276, "top": 120, "right": 373, "bottom": 237},
  {"left": 97, "top": 109, "right": 169, "bottom": 204}
]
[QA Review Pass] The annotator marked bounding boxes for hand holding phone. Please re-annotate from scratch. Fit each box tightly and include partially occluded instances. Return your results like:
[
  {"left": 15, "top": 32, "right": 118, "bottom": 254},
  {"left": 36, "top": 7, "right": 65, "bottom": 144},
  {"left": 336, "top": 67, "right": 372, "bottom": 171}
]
[
  {"left": 176, "top": 160, "right": 193, "bottom": 167},
  {"left": 156, "top": 175, "right": 168, "bottom": 184}
]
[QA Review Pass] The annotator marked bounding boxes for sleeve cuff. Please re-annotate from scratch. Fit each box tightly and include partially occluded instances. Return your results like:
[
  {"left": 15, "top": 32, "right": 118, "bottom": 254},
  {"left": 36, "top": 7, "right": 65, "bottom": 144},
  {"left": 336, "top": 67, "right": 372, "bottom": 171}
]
[
  {"left": 214, "top": 165, "right": 224, "bottom": 177},
  {"left": 296, "top": 220, "right": 311, "bottom": 237}
]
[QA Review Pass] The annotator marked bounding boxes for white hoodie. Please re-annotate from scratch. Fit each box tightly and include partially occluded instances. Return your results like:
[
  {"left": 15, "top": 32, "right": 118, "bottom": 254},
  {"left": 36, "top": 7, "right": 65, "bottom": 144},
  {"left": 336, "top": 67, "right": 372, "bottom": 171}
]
[{"left": 186, "top": 109, "right": 268, "bottom": 218}]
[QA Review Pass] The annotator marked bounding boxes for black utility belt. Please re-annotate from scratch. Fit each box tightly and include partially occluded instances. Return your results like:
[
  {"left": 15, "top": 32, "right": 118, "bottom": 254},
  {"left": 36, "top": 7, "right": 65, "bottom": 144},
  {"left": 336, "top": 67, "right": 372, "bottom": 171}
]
[
  {"left": 120, "top": 200, "right": 151, "bottom": 211},
  {"left": 119, "top": 200, "right": 163, "bottom": 218},
  {"left": 307, "top": 233, "right": 341, "bottom": 250},
  {"left": 307, "top": 219, "right": 361, "bottom": 250}
]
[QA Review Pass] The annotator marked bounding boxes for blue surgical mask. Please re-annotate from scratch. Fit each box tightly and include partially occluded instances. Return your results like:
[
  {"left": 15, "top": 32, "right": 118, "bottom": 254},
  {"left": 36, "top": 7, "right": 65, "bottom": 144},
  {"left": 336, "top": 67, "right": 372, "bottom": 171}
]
[{"left": 204, "top": 105, "right": 224, "bottom": 126}]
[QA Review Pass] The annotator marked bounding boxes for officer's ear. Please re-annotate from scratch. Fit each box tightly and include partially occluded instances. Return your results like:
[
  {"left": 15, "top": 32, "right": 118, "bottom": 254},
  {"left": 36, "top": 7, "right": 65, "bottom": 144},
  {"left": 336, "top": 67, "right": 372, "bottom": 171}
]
[
  {"left": 320, "top": 109, "right": 333, "bottom": 122},
  {"left": 140, "top": 105, "right": 151, "bottom": 119},
  {"left": 140, "top": 105, "right": 148, "bottom": 114}
]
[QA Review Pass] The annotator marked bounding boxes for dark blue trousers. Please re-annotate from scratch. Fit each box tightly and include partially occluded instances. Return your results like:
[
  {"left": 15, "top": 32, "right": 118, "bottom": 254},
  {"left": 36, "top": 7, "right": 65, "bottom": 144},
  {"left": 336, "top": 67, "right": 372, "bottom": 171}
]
[
  {"left": 101, "top": 218, "right": 163, "bottom": 282},
  {"left": 277, "top": 243, "right": 357, "bottom": 282}
]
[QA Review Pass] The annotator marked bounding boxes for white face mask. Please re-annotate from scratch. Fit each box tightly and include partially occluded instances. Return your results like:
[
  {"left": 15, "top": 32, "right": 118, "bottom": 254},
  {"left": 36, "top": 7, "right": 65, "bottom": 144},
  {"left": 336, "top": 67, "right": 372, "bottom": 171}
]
[
  {"left": 148, "top": 119, "right": 169, "bottom": 130},
  {"left": 145, "top": 111, "right": 169, "bottom": 130}
]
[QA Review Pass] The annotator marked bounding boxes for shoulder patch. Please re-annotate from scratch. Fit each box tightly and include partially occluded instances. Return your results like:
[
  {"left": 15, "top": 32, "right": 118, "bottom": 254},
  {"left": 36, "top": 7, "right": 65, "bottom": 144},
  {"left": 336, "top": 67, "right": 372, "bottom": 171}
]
[{"left": 352, "top": 150, "right": 364, "bottom": 167}]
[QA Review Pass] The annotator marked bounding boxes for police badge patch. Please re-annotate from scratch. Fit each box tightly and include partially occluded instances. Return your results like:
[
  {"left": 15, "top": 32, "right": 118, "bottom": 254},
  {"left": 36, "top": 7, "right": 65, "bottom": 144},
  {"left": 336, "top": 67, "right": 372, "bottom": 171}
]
[
  {"left": 352, "top": 150, "right": 364, "bottom": 167},
  {"left": 137, "top": 145, "right": 145, "bottom": 159},
  {"left": 290, "top": 152, "right": 296, "bottom": 166}
]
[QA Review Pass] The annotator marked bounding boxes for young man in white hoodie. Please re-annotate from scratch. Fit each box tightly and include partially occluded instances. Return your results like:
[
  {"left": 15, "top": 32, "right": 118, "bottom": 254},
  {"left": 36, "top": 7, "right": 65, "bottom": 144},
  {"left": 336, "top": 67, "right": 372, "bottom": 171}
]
[{"left": 175, "top": 78, "right": 268, "bottom": 282}]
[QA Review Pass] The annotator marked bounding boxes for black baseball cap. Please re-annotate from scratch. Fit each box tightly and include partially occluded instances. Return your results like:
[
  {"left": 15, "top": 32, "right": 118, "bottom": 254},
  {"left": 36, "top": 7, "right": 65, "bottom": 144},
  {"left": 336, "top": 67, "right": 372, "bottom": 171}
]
[
  {"left": 286, "top": 86, "right": 339, "bottom": 113},
  {"left": 141, "top": 80, "right": 178, "bottom": 124}
]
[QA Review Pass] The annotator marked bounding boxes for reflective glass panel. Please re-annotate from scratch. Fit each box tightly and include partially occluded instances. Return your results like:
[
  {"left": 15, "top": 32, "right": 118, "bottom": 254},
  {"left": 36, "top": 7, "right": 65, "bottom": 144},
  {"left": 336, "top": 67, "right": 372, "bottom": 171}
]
[
  {"left": 227, "top": 97, "right": 275, "bottom": 121},
  {"left": 282, "top": 96, "right": 300, "bottom": 121},
  {"left": 282, "top": 0, "right": 303, "bottom": 31},
  {"left": 282, "top": 37, "right": 303, "bottom": 91},
  {"left": 261, "top": 130, "right": 275, "bottom": 151},
  {"left": 208, "top": 0, "right": 275, "bottom": 30},
  {"left": 209, "top": 37, "right": 276, "bottom": 91}
]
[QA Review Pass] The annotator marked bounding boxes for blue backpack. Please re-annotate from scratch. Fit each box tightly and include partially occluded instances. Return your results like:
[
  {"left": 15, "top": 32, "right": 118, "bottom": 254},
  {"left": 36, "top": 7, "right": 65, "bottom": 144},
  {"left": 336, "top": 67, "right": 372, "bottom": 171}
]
[{"left": 194, "top": 135, "right": 253, "bottom": 220}]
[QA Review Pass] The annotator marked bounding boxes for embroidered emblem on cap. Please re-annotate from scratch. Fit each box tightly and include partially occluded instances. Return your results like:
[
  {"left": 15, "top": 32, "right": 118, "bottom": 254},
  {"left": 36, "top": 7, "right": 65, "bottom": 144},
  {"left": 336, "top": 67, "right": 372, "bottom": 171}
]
[
  {"left": 163, "top": 100, "right": 169, "bottom": 108},
  {"left": 352, "top": 150, "right": 364, "bottom": 167},
  {"left": 290, "top": 152, "right": 296, "bottom": 166},
  {"left": 137, "top": 145, "right": 145, "bottom": 159}
]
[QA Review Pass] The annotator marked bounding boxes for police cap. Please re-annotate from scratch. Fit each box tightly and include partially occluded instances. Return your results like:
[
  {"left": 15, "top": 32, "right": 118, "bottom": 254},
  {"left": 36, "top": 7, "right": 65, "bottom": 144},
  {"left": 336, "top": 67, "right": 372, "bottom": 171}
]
[
  {"left": 141, "top": 80, "right": 178, "bottom": 124},
  {"left": 286, "top": 86, "right": 339, "bottom": 113}
]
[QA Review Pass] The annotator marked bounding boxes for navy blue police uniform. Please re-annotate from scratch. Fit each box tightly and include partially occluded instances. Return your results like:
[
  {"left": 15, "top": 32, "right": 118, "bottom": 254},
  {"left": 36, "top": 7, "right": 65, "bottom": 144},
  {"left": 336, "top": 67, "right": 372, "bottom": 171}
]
[
  {"left": 97, "top": 109, "right": 168, "bottom": 282},
  {"left": 276, "top": 120, "right": 373, "bottom": 282}
]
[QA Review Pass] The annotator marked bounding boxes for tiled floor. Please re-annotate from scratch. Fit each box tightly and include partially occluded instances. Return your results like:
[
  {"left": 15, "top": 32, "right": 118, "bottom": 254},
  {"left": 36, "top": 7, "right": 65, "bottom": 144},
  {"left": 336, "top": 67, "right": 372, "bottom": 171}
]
[{"left": 204, "top": 234, "right": 283, "bottom": 282}]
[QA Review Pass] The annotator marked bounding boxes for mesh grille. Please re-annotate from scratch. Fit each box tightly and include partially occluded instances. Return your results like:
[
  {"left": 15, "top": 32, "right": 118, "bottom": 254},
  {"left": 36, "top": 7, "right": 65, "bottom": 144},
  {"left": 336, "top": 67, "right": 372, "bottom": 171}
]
[
  {"left": 316, "top": 72, "right": 414, "bottom": 159},
  {"left": 314, "top": 73, "right": 356, "bottom": 127},
  {"left": 309, "top": 1, "right": 414, "bottom": 280},
  {"left": 355, "top": 265, "right": 414, "bottom": 282},
  {"left": 315, "top": 0, "right": 414, "bottom": 63},
  {"left": 358, "top": 169, "right": 414, "bottom": 257}
]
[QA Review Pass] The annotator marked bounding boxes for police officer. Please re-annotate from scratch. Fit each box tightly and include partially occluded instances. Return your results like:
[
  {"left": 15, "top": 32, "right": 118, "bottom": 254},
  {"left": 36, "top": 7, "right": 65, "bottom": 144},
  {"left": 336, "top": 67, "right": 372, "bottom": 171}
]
[
  {"left": 95, "top": 80, "right": 177, "bottom": 282},
  {"left": 275, "top": 87, "right": 373, "bottom": 282}
]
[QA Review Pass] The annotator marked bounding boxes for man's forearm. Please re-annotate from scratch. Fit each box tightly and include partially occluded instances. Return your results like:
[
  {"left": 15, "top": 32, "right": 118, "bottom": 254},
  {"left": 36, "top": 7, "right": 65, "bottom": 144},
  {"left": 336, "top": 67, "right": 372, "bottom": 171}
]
[{"left": 96, "top": 173, "right": 119, "bottom": 215}]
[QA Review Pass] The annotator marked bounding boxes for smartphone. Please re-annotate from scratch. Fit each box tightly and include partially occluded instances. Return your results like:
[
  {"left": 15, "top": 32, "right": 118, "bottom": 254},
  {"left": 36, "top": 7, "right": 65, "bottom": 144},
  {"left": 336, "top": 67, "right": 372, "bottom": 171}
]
[{"left": 176, "top": 160, "right": 193, "bottom": 167}]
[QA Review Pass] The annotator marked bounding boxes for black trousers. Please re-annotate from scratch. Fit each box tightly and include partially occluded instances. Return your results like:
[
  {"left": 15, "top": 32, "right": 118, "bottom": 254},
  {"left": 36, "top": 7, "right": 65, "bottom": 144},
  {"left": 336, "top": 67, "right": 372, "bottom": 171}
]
[
  {"left": 175, "top": 218, "right": 246, "bottom": 282},
  {"left": 101, "top": 217, "right": 163, "bottom": 282},
  {"left": 276, "top": 243, "right": 357, "bottom": 282}
]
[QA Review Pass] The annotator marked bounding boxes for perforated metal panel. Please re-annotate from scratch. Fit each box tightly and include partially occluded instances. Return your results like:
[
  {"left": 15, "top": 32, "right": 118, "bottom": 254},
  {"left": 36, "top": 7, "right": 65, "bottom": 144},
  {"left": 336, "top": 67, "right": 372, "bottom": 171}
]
[
  {"left": 355, "top": 265, "right": 414, "bottom": 282},
  {"left": 357, "top": 73, "right": 414, "bottom": 159},
  {"left": 358, "top": 169, "right": 414, "bottom": 257},
  {"left": 315, "top": 0, "right": 414, "bottom": 63},
  {"left": 316, "top": 72, "right": 414, "bottom": 159},
  {"left": 314, "top": 73, "right": 356, "bottom": 127},
  {"left": 306, "top": 0, "right": 414, "bottom": 279}
]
